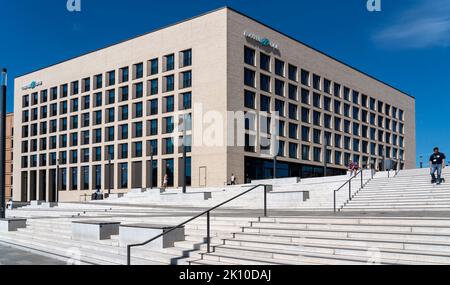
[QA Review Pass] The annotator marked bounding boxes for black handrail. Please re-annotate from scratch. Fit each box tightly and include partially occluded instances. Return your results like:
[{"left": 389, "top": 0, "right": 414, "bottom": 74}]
[
  {"left": 333, "top": 169, "right": 371, "bottom": 213},
  {"left": 126, "top": 184, "right": 271, "bottom": 265}
]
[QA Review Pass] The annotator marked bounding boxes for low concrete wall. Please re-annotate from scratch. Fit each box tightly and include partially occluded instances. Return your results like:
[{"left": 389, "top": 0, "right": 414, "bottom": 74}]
[
  {"left": 119, "top": 224, "right": 185, "bottom": 249},
  {"left": 72, "top": 221, "right": 121, "bottom": 241}
]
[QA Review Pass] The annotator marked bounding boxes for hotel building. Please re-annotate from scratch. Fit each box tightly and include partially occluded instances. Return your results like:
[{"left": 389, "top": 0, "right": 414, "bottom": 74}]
[{"left": 13, "top": 7, "right": 415, "bottom": 202}]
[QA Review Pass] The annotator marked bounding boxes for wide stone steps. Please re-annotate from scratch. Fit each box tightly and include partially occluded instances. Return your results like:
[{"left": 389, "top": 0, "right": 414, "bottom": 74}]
[
  {"left": 205, "top": 244, "right": 435, "bottom": 265},
  {"left": 218, "top": 235, "right": 450, "bottom": 264}
]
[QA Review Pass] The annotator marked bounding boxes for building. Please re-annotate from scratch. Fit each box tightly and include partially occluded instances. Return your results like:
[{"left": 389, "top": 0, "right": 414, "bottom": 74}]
[
  {"left": 5, "top": 113, "right": 14, "bottom": 202},
  {"left": 13, "top": 7, "right": 416, "bottom": 202}
]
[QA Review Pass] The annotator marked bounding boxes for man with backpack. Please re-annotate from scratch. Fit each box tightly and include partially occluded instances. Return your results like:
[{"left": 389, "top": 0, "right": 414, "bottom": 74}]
[{"left": 430, "top": 147, "right": 446, "bottom": 185}]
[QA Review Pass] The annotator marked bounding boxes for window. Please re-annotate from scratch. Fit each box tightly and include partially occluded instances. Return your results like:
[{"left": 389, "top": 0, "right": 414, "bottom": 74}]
[
  {"left": 133, "top": 122, "right": 143, "bottom": 137},
  {"left": 149, "top": 59, "right": 158, "bottom": 75},
  {"left": 134, "top": 102, "right": 143, "bottom": 118},
  {"left": 82, "top": 95, "right": 90, "bottom": 110},
  {"left": 120, "top": 86, "right": 129, "bottom": 101},
  {"left": 323, "top": 79, "right": 331, "bottom": 94},
  {"left": 288, "top": 64, "right": 297, "bottom": 81},
  {"left": 289, "top": 123, "right": 298, "bottom": 139},
  {"left": 164, "top": 96, "right": 174, "bottom": 113},
  {"left": 70, "top": 167, "right": 78, "bottom": 190},
  {"left": 165, "top": 54, "right": 175, "bottom": 72},
  {"left": 244, "top": 90, "right": 255, "bottom": 109},
  {"left": 260, "top": 53, "right": 270, "bottom": 71},
  {"left": 93, "top": 147, "right": 101, "bottom": 161},
  {"left": 260, "top": 95, "right": 270, "bottom": 112},
  {"left": 149, "top": 99, "right": 158, "bottom": 115},
  {"left": 300, "top": 70, "right": 310, "bottom": 86},
  {"left": 301, "top": 108, "right": 310, "bottom": 123},
  {"left": 107, "top": 70, "right": 115, "bottom": 86},
  {"left": 313, "top": 129, "right": 321, "bottom": 144},
  {"left": 275, "top": 100, "right": 285, "bottom": 117},
  {"left": 289, "top": 143, "right": 298, "bottom": 159},
  {"left": 244, "top": 47, "right": 255, "bottom": 66},
  {"left": 149, "top": 79, "right": 158, "bottom": 95},
  {"left": 133, "top": 142, "right": 143, "bottom": 157},
  {"left": 289, "top": 104, "right": 297, "bottom": 120},
  {"left": 94, "top": 129, "right": 101, "bottom": 143},
  {"left": 82, "top": 78, "right": 90, "bottom": 93},
  {"left": 312, "top": 74, "right": 321, "bottom": 90},
  {"left": 106, "top": 127, "right": 114, "bottom": 141},
  {"left": 94, "top": 92, "right": 102, "bottom": 107},
  {"left": 181, "top": 71, "right": 192, "bottom": 88},
  {"left": 81, "top": 166, "right": 89, "bottom": 190},
  {"left": 301, "top": 89, "right": 309, "bottom": 104},
  {"left": 106, "top": 107, "right": 115, "bottom": 123},
  {"left": 313, "top": 147, "right": 321, "bottom": 162},
  {"left": 135, "top": 62, "right": 144, "bottom": 79},
  {"left": 164, "top": 75, "right": 174, "bottom": 92},
  {"left": 149, "top": 119, "right": 158, "bottom": 136},
  {"left": 61, "top": 84, "right": 68, "bottom": 97},
  {"left": 301, "top": 126, "right": 310, "bottom": 142},
  {"left": 164, "top": 117, "right": 174, "bottom": 134},
  {"left": 164, "top": 138, "right": 174, "bottom": 154},
  {"left": 313, "top": 111, "right": 321, "bottom": 126},
  {"left": 71, "top": 81, "right": 79, "bottom": 95},
  {"left": 260, "top": 74, "right": 271, "bottom": 92},
  {"left": 119, "top": 144, "right": 128, "bottom": 159},
  {"left": 274, "top": 79, "right": 284, "bottom": 97},
  {"left": 120, "top": 67, "right": 129, "bottom": 83},
  {"left": 244, "top": 68, "right": 255, "bottom": 88},
  {"left": 119, "top": 163, "right": 128, "bottom": 189},
  {"left": 181, "top": 49, "right": 192, "bottom": 67},
  {"left": 134, "top": 83, "right": 143, "bottom": 98},
  {"left": 313, "top": 93, "right": 321, "bottom": 108},
  {"left": 288, "top": 84, "right": 297, "bottom": 100},
  {"left": 95, "top": 74, "right": 102, "bottom": 89},
  {"left": 334, "top": 83, "right": 341, "bottom": 97},
  {"left": 275, "top": 59, "right": 285, "bottom": 77},
  {"left": 181, "top": 92, "right": 192, "bottom": 110},
  {"left": 302, "top": 145, "right": 310, "bottom": 160}
]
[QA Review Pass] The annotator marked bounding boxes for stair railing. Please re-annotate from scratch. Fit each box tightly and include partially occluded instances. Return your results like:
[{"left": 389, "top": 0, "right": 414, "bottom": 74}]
[
  {"left": 333, "top": 168, "right": 373, "bottom": 212},
  {"left": 126, "top": 184, "right": 272, "bottom": 265}
]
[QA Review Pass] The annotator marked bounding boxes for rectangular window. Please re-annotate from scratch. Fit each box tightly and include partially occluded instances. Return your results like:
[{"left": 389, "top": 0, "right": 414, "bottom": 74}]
[
  {"left": 181, "top": 49, "right": 192, "bottom": 67},
  {"left": 95, "top": 74, "right": 102, "bottom": 89},
  {"left": 275, "top": 79, "right": 284, "bottom": 96},
  {"left": 260, "top": 53, "right": 270, "bottom": 71},
  {"left": 134, "top": 63, "right": 144, "bottom": 79},
  {"left": 244, "top": 47, "right": 255, "bottom": 66},
  {"left": 120, "top": 67, "right": 129, "bottom": 83},
  {"left": 244, "top": 68, "right": 255, "bottom": 88},
  {"left": 288, "top": 64, "right": 297, "bottom": 82},
  {"left": 181, "top": 71, "right": 192, "bottom": 88},
  {"left": 260, "top": 74, "right": 271, "bottom": 92},
  {"left": 164, "top": 75, "right": 174, "bottom": 92},
  {"left": 150, "top": 59, "right": 158, "bottom": 75},
  {"left": 107, "top": 70, "right": 115, "bottom": 86},
  {"left": 149, "top": 99, "right": 158, "bottom": 115},
  {"left": 275, "top": 59, "right": 285, "bottom": 77},
  {"left": 165, "top": 54, "right": 175, "bottom": 72}
]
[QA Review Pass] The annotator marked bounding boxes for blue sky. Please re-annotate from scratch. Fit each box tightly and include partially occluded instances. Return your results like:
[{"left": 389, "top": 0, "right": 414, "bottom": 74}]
[{"left": 0, "top": 0, "right": 449, "bottom": 165}]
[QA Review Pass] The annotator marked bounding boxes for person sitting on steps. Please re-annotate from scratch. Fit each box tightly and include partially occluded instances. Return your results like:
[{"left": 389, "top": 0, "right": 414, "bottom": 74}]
[{"left": 430, "top": 147, "right": 446, "bottom": 185}]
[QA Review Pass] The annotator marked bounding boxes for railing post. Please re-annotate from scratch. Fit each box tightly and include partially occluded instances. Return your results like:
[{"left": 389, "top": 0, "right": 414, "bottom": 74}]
[
  {"left": 349, "top": 180, "right": 352, "bottom": 200},
  {"left": 333, "top": 191, "right": 336, "bottom": 213},
  {"left": 361, "top": 170, "right": 363, "bottom": 189},
  {"left": 127, "top": 245, "right": 131, "bottom": 265},
  {"left": 207, "top": 211, "right": 211, "bottom": 253},
  {"left": 263, "top": 185, "right": 268, "bottom": 217}
]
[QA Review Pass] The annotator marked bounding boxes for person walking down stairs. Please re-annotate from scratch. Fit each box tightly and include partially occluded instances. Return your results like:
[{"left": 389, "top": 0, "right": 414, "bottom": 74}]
[{"left": 430, "top": 147, "right": 446, "bottom": 185}]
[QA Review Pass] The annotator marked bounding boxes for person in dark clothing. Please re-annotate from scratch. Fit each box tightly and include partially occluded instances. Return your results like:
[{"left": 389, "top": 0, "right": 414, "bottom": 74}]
[{"left": 430, "top": 147, "right": 446, "bottom": 185}]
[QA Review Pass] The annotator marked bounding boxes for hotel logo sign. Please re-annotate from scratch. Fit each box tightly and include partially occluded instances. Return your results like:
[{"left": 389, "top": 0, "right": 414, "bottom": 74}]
[
  {"left": 22, "top": 81, "right": 43, "bottom": 91},
  {"left": 244, "top": 31, "right": 279, "bottom": 50}
]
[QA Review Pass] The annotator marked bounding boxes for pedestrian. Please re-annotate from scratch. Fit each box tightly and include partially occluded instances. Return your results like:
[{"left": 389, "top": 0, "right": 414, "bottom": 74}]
[
  {"left": 162, "top": 174, "right": 168, "bottom": 189},
  {"left": 430, "top": 147, "right": 446, "bottom": 185},
  {"left": 348, "top": 160, "right": 359, "bottom": 177},
  {"left": 230, "top": 174, "right": 236, "bottom": 185},
  {"left": 94, "top": 187, "right": 102, "bottom": 200}
]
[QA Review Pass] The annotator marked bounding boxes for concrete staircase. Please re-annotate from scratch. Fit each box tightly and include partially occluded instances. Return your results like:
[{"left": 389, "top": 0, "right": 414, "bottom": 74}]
[
  {"left": 2, "top": 167, "right": 450, "bottom": 265},
  {"left": 189, "top": 216, "right": 450, "bottom": 265},
  {"left": 343, "top": 168, "right": 450, "bottom": 211}
]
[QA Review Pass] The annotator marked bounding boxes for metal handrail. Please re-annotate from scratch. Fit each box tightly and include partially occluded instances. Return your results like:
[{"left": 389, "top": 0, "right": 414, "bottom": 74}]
[
  {"left": 333, "top": 168, "right": 372, "bottom": 212},
  {"left": 126, "top": 184, "right": 271, "bottom": 265}
]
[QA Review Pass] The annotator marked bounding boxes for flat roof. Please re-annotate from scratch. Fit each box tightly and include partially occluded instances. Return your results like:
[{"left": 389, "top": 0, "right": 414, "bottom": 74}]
[{"left": 16, "top": 6, "right": 414, "bottom": 99}]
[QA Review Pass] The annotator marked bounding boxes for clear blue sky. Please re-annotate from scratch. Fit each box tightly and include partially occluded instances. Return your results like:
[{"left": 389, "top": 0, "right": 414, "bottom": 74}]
[{"left": 1, "top": 0, "right": 449, "bottom": 165}]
